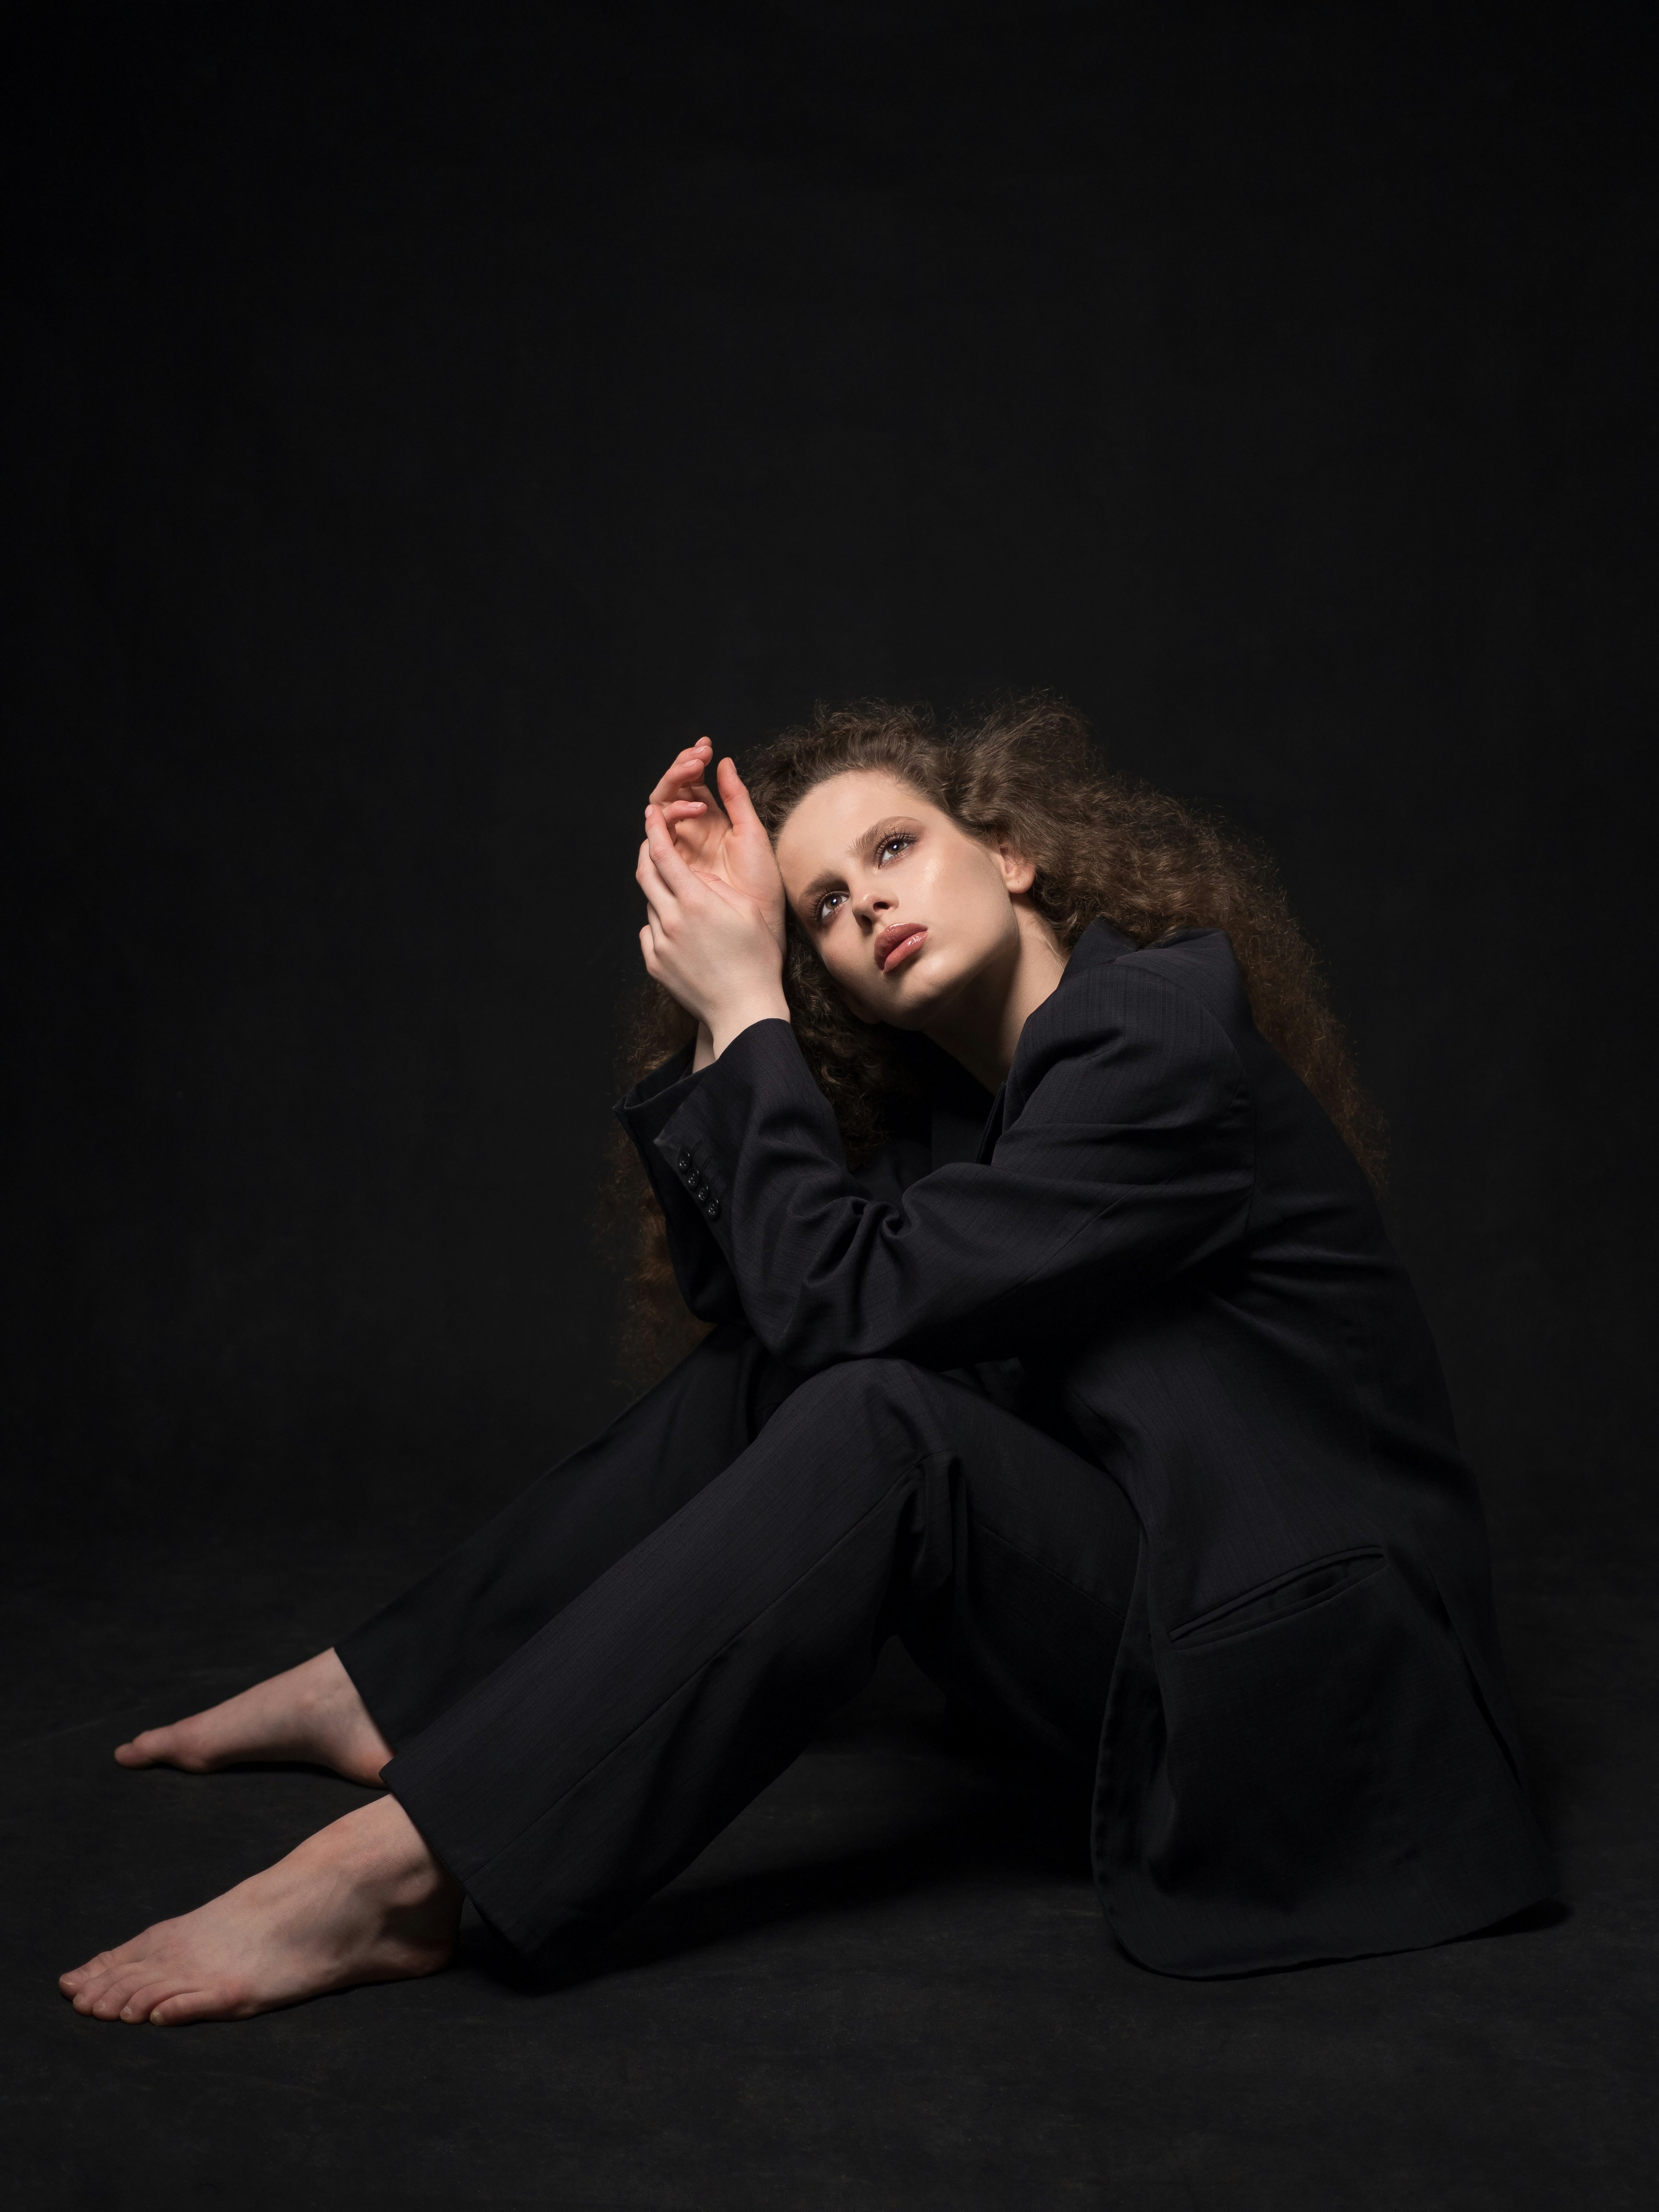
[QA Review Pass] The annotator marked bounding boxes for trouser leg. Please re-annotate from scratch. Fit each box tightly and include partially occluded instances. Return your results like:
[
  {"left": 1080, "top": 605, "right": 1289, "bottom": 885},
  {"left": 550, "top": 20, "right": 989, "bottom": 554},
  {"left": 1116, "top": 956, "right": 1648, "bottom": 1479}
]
[
  {"left": 383, "top": 1357, "right": 1140, "bottom": 1967},
  {"left": 337, "top": 1323, "right": 800, "bottom": 1745}
]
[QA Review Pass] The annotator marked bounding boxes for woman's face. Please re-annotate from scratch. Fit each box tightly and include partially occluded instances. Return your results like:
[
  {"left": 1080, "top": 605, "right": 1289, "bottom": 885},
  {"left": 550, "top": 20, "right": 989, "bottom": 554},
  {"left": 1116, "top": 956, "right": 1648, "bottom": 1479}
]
[{"left": 772, "top": 769, "right": 1035, "bottom": 1029}]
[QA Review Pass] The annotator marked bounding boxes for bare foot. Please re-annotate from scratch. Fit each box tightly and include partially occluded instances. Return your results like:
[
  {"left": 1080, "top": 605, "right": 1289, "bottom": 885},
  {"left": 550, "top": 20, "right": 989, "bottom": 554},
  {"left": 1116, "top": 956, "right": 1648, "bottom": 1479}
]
[
  {"left": 58, "top": 1793, "right": 460, "bottom": 2024},
  {"left": 114, "top": 1649, "right": 392, "bottom": 1787}
]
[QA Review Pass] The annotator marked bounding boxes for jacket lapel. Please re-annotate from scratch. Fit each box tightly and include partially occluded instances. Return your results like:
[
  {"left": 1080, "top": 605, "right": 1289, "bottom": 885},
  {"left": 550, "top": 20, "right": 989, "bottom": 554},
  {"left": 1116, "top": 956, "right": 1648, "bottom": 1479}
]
[
  {"left": 974, "top": 919, "right": 1137, "bottom": 1160},
  {"left": 925, "top": 1046, "right": 998, "bottom": 1171},
  {"left": 975, "top": 1085, "right": 1008, "bottom": 1162}
]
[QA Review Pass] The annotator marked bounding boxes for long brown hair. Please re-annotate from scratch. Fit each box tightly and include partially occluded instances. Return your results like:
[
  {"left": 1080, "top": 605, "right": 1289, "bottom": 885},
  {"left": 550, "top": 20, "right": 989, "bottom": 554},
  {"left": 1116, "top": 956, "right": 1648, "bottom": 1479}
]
[{"left": 606, "top": 695, "right": 1384, "bottom": 1375}]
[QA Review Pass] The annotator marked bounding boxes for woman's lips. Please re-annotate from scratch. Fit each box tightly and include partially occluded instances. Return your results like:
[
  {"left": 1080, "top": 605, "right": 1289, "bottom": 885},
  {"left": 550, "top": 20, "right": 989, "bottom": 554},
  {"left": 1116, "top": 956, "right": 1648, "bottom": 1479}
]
[{"left": 876, "top": 924, "right": 928, "bottom": 974}]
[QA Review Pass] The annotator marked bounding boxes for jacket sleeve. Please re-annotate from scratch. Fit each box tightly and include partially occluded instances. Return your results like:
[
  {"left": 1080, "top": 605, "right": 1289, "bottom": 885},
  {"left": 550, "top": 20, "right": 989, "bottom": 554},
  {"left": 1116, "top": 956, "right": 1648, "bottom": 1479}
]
[
  {"left": 647, "top": 962, "right": 1257, "bottom": 1371},
  {"left": 613, "top": 1046, "right": 746, "bottom": 1326}
]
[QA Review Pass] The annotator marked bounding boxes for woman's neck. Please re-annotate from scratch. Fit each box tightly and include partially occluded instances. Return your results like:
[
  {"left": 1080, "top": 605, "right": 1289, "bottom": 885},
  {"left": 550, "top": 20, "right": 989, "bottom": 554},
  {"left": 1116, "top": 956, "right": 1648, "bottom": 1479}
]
[{"left": 922, "top": 904, "right": 1070, "bottom": 1094}]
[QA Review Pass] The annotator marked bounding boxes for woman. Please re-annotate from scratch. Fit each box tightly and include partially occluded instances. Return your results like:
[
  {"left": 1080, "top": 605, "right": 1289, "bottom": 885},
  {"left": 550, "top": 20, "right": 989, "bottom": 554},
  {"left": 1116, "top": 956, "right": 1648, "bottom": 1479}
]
[{"left": 59, "top": 698, "right": 1553, "bottom": 2026}]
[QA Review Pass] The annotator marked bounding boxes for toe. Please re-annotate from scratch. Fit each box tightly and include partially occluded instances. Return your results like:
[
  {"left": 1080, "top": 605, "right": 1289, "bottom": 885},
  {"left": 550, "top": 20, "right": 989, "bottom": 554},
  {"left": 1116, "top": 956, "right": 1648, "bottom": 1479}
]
[
  {"left": 87, "top": 1960, "right": 166, "bottom": 2020},
  {"left": 65, "top": 1930, "right": 168, "bottom": 2015},
  {"left": 120, "top": 1725, "right": 192, "bottom": 1768},
  {"left": 74, "top": 1973, "right": 131, "bottom": 2015},
  {"left": 60, "top": 1948, "right": 119, "bottom": 1994},
  {"left": 148, "top": 1984, "right": 238, "bottom": 2027},
  {"left": 117, "top": 1976, "right": 193, "bottom": 2024}
]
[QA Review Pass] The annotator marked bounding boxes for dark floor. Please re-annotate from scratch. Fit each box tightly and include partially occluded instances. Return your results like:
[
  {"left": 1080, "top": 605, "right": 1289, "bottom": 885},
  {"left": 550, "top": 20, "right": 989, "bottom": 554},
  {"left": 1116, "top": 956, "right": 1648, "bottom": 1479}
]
[{"left": 4, "top": 1531, "right": 1655, "bottom": 2210}]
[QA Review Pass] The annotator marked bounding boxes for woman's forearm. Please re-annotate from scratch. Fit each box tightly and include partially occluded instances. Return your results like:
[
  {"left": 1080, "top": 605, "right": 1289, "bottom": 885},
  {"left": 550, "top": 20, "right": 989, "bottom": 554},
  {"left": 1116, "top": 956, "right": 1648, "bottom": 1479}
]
[
  {"left": 650, "top": 966, "right": 1254, "bottom": 1371},
  {"left": 693, "top": 998, "right": 792, "bottom": 1074},
  {"left": 706, "top": 992, "right": 792, "bottom": 1063}
]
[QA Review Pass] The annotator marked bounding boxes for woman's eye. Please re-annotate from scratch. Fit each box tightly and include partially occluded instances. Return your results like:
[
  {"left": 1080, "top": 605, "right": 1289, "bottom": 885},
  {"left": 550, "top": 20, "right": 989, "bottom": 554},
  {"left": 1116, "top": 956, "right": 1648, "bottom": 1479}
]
[
  {"left": 816, "top": 891, "right": 846, "bottom": 924},
  {"left": 878, "top": 834, "right": 914, "bottom": 863}
]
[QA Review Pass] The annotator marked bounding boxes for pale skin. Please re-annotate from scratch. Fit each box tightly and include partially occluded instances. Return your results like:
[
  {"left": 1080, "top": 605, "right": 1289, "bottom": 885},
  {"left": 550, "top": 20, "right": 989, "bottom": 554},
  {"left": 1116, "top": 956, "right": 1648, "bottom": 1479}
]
[{"left": 59, "top": 739, "right": 1066, "bottom": 2026}]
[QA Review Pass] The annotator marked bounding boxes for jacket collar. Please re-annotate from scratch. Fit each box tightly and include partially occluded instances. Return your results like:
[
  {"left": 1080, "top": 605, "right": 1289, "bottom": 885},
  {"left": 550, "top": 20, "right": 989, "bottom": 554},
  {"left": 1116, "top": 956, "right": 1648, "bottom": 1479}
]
[
  {"left": 1064, "top": 916, "right": 1141, "bottom": 972},
  {"left": 972, "top": 918, "right": 1139, "bottom": 1157}
]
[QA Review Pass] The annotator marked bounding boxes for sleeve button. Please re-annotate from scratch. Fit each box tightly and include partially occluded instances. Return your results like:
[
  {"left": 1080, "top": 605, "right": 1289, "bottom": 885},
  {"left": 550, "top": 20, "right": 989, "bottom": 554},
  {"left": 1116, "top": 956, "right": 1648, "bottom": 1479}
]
[{"left": 705, "top": 1199, "right": 721, "bottom": 1221}]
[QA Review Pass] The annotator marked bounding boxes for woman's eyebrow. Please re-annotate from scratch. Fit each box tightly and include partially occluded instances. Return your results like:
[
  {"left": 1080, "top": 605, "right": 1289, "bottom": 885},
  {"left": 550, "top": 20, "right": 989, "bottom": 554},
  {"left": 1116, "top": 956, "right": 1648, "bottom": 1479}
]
[
  {"left": 797, "top": 866, "right": 843, "bottom": 915},
  {"left": 854, "top": 816, "right": 918, "bottom": 865}
]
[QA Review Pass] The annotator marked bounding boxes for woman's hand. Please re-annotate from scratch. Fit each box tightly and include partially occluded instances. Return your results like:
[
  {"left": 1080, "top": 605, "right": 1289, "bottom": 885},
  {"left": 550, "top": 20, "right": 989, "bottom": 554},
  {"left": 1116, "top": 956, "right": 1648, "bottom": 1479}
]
[
  {"left": 647, "top": 738, "right": 786, "bottom": 946},
  {"left": 636, "top": 754, "right": 790, "bottom": 1061}
]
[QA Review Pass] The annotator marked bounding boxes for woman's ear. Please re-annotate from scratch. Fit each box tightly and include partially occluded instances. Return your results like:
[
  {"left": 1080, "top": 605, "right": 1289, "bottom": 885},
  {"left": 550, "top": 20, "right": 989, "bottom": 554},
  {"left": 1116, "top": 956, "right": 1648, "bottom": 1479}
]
[{"left": 994, "top": 839, "right": 1037, "bottom": 896}]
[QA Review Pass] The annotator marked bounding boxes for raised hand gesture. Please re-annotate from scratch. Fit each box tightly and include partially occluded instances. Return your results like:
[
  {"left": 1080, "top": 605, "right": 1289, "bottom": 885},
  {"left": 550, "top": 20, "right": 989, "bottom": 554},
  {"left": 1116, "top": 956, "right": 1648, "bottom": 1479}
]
[
  {"left": 637, "top": 739, "right": 790, "bottom": 1062},
  {"left": 646, "top": 737, "right": 786, "bottom": 950}
]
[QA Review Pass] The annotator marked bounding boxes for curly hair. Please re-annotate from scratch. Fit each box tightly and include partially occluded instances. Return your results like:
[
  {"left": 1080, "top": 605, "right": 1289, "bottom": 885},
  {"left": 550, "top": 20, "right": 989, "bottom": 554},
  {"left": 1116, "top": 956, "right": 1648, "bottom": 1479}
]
[{"left": 605, "top": 695, "right": 1385, "bottom": 1376}]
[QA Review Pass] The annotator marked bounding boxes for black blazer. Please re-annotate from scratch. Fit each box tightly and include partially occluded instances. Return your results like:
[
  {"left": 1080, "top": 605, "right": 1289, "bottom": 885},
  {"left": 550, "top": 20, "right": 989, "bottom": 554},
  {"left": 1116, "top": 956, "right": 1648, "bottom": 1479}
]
[{"left": 617, "top": 920, "right": 1555, "bottom": 1974}]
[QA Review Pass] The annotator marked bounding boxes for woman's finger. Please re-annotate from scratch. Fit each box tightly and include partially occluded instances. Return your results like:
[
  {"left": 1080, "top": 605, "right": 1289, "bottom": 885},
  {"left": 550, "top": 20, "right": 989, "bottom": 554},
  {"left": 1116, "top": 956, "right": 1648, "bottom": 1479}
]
[
  {"left": 639, "top": 841, "right": 702, "bottom": 939},
  {"left": 636, "top": 839, "right": 672, "bottom": 914},
  {"left": 647, "top": 737, "right": 716, "bottom": 810},
  {"left": 647, "top": 758, "right": 707, "bottom": 805},
  {"left": 637, "top": 876, "right": 673, "bottom": 957},
  {"left": 643, "top": 805, "right": 701, "bottom": 896},
  {"left": 636, "top": 847, "right": 670, "bottom": 914},
  {"left": 716, "top": 755, "right": 766, "bottom": 835},
  {"left": 660, "top": 740, "right": 710, "bottom": 779}
]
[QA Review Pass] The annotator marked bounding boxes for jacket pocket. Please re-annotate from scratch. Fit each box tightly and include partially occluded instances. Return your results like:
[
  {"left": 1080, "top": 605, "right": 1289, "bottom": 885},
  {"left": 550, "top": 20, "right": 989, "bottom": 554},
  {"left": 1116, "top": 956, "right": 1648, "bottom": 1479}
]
[{"left": 1167, "top": 1546, "right": 1385, "bottom": 1649}]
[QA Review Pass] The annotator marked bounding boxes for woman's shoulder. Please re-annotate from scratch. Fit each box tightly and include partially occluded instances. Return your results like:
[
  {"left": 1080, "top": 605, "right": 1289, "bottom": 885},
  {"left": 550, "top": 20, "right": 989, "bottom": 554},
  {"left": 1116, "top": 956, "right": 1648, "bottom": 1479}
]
[
  {"left": 1003, "top": 924, "right": 1252, "bottom": 1128},
  {"left": 1040, "top": 921, "right": 1252, "bottom": 1053}
]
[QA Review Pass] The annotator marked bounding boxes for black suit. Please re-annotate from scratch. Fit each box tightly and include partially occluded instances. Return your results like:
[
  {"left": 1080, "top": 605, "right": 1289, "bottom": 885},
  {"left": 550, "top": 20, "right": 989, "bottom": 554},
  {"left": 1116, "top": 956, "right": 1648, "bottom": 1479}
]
[{"left": 341, "top": 921, "right": 1553, "bottom": 1976}]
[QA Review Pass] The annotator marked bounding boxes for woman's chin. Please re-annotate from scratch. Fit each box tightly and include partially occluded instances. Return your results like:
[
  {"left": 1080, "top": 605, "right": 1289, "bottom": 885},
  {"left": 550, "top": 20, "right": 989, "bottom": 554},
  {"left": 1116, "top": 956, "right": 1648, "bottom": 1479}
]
[
  {"left": 838, "top": 953, "right": 959, "bottom": 1032},
  {"left": 871, "top": 982, "right": 952, "bottom": 1033},
  {"left": 845, "top": 995, "right": 928, "bottom": 1033}
]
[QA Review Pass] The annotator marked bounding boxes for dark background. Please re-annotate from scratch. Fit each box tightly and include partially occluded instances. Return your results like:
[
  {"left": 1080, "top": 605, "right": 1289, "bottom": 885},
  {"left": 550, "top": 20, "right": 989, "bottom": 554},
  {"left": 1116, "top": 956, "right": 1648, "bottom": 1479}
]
[{"left": 3, "top": 3, "right": 1656, "bottom": 2206}]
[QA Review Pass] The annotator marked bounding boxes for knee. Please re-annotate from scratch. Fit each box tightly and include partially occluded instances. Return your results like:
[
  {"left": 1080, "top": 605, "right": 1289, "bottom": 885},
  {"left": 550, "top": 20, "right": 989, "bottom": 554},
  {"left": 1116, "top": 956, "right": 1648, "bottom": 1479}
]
[
  {"left": 739, "top": 1359, "right": 945, "bottom": 1528},
  {"left": 786, "top": 1358, "right": 931, "bottom": 1423}
]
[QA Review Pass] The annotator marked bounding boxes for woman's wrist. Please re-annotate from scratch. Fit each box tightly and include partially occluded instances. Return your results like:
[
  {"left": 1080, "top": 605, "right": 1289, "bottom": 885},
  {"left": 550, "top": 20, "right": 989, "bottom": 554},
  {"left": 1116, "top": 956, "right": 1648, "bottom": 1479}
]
[{"left": 707, "top": 991, "right": 792, "bottom": 1061}]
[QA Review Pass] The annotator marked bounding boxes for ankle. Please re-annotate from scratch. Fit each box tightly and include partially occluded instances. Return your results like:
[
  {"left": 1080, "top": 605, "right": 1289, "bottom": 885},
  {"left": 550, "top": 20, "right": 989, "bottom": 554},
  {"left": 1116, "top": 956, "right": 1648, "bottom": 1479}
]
[
  {"left": 322, "top": 1798, "right": 453, "bottom": 1904},
  {"left": 294, "top": 1649, "right": 345, "bottom": 1709}
]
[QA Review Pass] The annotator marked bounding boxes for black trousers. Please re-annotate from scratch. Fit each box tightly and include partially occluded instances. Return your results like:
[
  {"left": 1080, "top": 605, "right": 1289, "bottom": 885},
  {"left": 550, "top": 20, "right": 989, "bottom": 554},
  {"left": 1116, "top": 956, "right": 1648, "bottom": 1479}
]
[{"left": 337, "top": 1326, "right": 1142, "bottom": 1968}]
